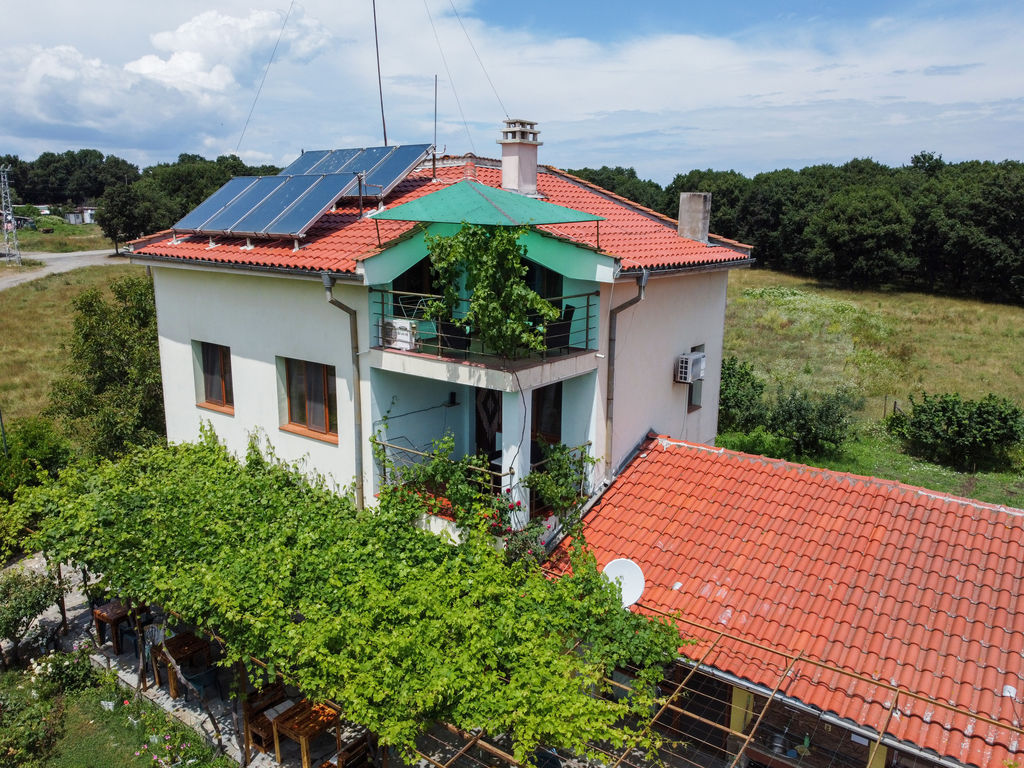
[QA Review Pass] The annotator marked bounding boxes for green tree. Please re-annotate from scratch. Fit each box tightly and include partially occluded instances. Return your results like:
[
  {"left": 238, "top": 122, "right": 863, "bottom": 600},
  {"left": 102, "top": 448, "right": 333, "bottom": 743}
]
[
  {"left": 95, "top": 184, "right": 143, "bottom": 253},
  {"left": 47, "top": 276, "right": 165, "bottom": 458},
  {"left": 807, "top": 185, "right": 914, "bottom": 286},
  {"left": 663, "top": 169, "right": 751, "bottom": 238},
  {"left": 717, "top": 356, "right": 768, "bottom": 432},
  {"left": 0, "top": 569, "right": 61, "bottom": 666},
  {"left": 566, "top": 166, "right": 665, "bottom": 212},
  {"left": 0, "top": 417, "right": 72, "bottom": 503}
]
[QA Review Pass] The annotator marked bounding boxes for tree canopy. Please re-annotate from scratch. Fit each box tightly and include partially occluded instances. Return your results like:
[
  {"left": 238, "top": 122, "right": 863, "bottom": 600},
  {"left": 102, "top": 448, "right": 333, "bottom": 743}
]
[
  {"left": 17, "top": 432, "right": 681, "bottom": 763},
  {"left": 47, "top": 275, "right": 164, "bottom": 458}
]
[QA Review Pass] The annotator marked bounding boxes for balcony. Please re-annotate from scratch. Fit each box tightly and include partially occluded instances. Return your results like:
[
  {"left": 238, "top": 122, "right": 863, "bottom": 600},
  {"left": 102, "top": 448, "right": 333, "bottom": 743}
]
[{"left": 369, "top": 288, "right": 599, "bottom": 364}]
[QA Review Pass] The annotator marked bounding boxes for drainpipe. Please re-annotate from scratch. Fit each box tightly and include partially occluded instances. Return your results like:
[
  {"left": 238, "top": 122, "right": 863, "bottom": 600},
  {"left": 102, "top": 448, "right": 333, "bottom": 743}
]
[
  {"left": 604, "top": 268, "right": 649, "bottom": 481},
  {"left": 322, "top": 273, "right": 365, "bottom": 510}
]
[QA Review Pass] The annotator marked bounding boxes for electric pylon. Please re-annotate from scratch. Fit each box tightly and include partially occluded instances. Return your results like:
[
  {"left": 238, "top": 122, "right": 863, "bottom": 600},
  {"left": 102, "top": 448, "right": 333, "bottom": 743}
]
[{"left": 1, "top": 165, "right": 22, "bottom": 265}]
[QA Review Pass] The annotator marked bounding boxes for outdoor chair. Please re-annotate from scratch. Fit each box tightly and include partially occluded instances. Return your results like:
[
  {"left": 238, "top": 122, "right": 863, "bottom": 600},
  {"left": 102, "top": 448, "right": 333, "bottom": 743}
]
[
  {"left": 319, "top": 733, "right": 370, "bottom": 768},
  {"left": 243, "top": 681, "right": 288, "bottom": 755},
  {"left": 184, "top": 666, "right": 222, "bottom": 703},
  {"left": 117, "top": 611, "right": 153, "bottom": 658},
  {"left": 545, "top": 304, "right": 575, "bottom": 352},
  {"left": 438, "top": 320, "right": 471, "bottom": 354}
]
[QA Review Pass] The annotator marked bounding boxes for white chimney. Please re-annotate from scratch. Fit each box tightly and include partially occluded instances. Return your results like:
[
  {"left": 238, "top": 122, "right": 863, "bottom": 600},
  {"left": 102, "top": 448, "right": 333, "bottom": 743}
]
[
  {"left": 677, "top": 192, "right": 711, "bottom": 243},
  {"left": 498, "top": 119, "right": 542, "bottom": 196}
]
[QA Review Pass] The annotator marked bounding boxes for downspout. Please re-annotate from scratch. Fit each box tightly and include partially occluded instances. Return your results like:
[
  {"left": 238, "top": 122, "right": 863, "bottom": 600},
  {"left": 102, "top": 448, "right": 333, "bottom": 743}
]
[
  {"left": 322, "top": 273, "right": 365, "bottom": 510},
  {"left": 604, "top": 268, "right": 649, "bottom": 481}
]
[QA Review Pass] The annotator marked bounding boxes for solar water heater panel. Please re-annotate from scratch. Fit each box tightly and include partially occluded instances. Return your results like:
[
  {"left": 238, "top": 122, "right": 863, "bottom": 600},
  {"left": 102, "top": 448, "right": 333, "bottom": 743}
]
[
  {"left": 230, "top": 175, "right": 322, "bottom": 235},
  {"left": 201, "top": 176, "right": 289, "bottom": 233},
  {"left": 264, "top": 174, "right": 353, "bottom": 237},
  {"left": 172, "top": 177, "right": 259, "bottom": 232},
  {"left": 279, "top": 150, "right": 331, "bottom": 176}
]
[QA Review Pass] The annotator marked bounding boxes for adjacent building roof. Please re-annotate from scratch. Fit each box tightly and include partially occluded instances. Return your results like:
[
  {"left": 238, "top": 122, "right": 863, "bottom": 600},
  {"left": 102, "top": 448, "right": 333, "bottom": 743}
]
[
  {"left": 132, "top": 162, "right": 751, "bottom": 276},
  {"left": 550, "top": 435, "right": 1024, "bottom": 768}
]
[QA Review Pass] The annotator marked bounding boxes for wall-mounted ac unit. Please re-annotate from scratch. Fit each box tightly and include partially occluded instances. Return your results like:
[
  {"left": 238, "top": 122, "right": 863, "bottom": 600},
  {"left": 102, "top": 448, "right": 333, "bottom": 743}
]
[
  {"left": 675, "top": 352, "right": 706, "bottom": 383},
  {"left": 381, "top": 318, "right": 418, "bottom": 351}
]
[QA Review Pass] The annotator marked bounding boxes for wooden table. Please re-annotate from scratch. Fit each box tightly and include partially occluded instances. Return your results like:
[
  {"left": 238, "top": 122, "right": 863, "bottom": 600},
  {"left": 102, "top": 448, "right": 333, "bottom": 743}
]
[
  {"left": 274, "top": 699, "right": 341, "bottom": 768},
  {"left": 150, "top": 632, "right": 211, "bottom": 699},
  {"left": 92, "top": 599, "right": 130, "bottom": 655}
]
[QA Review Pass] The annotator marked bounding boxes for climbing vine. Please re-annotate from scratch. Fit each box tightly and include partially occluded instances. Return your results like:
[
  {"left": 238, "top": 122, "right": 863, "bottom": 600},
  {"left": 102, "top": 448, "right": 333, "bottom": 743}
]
[
  {"left": 17, "top": 430, "right": 681, "bottom": 764},
  {"left": 425, "top": 225, "right": 560, "bottom": 357}
]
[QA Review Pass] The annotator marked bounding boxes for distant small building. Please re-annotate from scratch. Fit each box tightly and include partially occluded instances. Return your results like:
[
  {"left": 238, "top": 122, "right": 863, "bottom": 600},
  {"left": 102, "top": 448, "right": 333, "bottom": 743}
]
[{"left": 64, "top": 206, "right": 97, "bottom": 225}]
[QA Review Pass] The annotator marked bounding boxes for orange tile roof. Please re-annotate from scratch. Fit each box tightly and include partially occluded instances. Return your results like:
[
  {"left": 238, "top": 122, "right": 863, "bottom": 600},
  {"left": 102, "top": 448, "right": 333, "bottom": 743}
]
[
  {"left": 551, "top": 436, "right": 1024, "bottom": 768},
  {"left": 133, "top": 164, "right": 751, "bottom": 274}
]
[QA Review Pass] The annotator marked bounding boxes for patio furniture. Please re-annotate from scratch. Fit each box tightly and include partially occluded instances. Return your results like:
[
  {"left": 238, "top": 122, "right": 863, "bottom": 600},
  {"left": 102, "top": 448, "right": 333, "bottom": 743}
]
[
  {"left": 274, "top": 699, "right": 342, "bottom": 768},
  {"left": 92, "top": 599, "right": 131, "bottom": 655},
  {"left": 184, "top": 666, "right": 223, "bottom": 703},
  {"left": 150, "top": 631, "right": 211, "bottom": 699},
  {"left": 545, "top": 304, "right": 575, "bottom": 352},
  {"left": 318, "top": 733, "right": 369, "bottom": 768},
  {"left": 243, "top": 681, "right": 290, "bottom": 757},
  {"left": 438, "top": 320, "right": 471, "bottom": 354}
]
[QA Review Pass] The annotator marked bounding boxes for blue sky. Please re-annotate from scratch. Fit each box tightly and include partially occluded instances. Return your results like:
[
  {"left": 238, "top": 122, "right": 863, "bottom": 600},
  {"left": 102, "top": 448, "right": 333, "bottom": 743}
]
[{"left": 3, "top": 0, "right": 1022, "bottom": 183}]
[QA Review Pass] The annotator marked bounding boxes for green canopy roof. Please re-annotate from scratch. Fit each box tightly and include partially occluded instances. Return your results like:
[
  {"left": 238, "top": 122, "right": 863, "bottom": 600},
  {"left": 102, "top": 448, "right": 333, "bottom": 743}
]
[{"left": 370, "top": 179, "right": 604, "bottom": 226}]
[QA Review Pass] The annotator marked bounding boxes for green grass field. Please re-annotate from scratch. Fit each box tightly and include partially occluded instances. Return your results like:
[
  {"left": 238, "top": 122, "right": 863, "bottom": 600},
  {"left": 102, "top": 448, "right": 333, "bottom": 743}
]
[
  {"left": 0, "top": 265, "right": 143, "bottom": 423},
  {"left": 725, "top": 268, "right": 1024, "bottom": 507},
  {"left": 17, "top": 218, "right": 115, "bottom": 253}
]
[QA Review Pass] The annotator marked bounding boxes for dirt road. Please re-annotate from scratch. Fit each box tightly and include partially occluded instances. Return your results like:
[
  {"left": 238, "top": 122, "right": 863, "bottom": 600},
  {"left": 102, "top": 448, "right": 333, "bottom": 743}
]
[{"left": 0, "top": 249, "right": 130, "bottom": 292}]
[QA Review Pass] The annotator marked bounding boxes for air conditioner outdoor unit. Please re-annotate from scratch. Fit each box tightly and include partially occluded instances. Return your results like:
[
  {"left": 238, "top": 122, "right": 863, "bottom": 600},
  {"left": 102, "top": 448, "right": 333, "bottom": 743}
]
[
  {"left": 381, "top": 318, "right": 418, "bottom": 351},
  {"left": 675, "top": 352, "right": 706, "bottom": 383}
]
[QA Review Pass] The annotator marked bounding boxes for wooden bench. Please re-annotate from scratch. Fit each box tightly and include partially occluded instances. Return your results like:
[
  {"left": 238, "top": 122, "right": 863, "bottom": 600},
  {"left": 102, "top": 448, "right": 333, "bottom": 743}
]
[{"left": 319, "top": 733, "right": 370, "bottom": 768}]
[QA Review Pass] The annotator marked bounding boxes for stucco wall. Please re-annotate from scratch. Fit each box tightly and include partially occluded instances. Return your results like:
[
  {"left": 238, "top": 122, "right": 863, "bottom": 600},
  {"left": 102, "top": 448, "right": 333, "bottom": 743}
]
[
  {"left": 602, "top": 270, "right": 728, "bottom": 473},
  {"left": 152, "top": 266, "right": 370, "bottom": 492}
]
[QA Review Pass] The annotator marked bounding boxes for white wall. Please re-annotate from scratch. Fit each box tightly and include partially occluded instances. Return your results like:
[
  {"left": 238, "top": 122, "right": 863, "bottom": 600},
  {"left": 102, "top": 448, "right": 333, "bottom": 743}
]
[
  {"left": 602, "top": 270, "right": 728, "bottom": 474},
  {"left": 152, "top": 266, "right": 370, "bottom": 493}
]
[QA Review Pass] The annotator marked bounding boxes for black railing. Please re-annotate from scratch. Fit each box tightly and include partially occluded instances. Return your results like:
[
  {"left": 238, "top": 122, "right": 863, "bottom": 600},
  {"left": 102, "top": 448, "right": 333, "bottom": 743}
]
[{"left": 370, "top": 289, "right": 599, "bottom": 360}]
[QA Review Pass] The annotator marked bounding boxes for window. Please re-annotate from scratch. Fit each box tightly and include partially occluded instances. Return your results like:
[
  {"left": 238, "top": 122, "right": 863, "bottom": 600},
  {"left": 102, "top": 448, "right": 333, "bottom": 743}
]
[
  {"left": 199, "top": 342, "right": 233, "bottom": 413},
  {"left": 284, "top": 358, "right": 338, "bottom": 437},
  {"left": 688, "top": 344, "right": 705, "bottom": 412}
]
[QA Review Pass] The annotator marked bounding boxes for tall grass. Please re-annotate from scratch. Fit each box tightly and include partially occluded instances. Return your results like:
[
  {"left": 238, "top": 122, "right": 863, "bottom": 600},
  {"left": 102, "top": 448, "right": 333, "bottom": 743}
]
[
  {"left": 0, "top": 265, "right": 143, "bottom": 423},
  {"left": 725, "top": 268, "right": 1024, "bottom": 508},
  {"left": 17, "top": 221, "right": 114, "bottom": 253}
]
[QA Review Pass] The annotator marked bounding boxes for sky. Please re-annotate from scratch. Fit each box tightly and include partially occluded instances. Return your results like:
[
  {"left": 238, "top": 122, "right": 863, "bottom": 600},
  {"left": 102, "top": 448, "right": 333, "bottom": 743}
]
[{"left": 3, "top": 0, "right": 1023, "bottom": 183}]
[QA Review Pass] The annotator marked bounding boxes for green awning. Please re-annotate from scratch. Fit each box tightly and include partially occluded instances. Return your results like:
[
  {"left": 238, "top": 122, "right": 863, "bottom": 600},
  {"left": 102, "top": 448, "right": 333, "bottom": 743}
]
[{"left": 370, "top": 180, "right": 604, "bottom": 226}]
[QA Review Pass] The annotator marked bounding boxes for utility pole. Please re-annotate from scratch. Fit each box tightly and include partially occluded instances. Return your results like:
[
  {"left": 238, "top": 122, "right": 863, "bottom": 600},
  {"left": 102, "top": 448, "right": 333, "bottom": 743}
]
[{"left": 1, "top": 165, "right": 22, "bottom": 265}]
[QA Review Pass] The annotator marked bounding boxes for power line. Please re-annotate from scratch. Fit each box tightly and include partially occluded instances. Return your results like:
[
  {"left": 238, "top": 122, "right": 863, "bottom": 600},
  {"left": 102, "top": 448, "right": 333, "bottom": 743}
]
[
  {"left": 447, "top": 0, "right": 508, "bottom": 119},
  {"left": 236, "top": 0, "right": 295, "bottom": 154},
  {"left": 423, "top": 0, "right": 475, "bottom": 154}
]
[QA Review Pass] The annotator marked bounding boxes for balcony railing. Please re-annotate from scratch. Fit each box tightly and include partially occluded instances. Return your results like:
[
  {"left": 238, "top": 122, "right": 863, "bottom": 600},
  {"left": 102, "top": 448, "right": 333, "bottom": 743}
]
[{"left": 370, "top": 289, "right": 599, "bottom": 360}]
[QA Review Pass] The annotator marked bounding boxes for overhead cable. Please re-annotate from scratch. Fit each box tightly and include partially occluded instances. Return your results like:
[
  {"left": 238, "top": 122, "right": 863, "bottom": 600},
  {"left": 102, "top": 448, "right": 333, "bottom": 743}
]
[
  {"left": 423, "top": 0, "right": 476, "bottom": 154},
  {"left": 236, "top": 0, "right": 295, "bottom": 153}
]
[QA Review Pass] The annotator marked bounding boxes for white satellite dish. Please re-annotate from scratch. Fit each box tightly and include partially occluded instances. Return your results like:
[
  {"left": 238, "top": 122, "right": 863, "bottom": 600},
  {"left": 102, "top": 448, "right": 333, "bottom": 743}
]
[{"left": 602, "top": 558, "right": 646, "bottom": 608}]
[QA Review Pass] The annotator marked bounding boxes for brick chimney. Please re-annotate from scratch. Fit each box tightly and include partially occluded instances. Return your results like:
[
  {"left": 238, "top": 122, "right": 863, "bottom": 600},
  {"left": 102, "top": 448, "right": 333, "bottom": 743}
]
[
  {"left": 677, "top": 192, "right": 711, "bottom": 243},
  {"left": 497, "top": 119, "right": 542, "bottom": 196}
]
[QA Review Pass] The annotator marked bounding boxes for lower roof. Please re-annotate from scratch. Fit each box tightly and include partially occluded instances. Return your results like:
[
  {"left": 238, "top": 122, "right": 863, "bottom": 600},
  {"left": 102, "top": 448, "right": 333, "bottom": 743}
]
[
  {"left": 132, "top": 162, "right": 752, "bottom": 276},
  {"left": 550, "top": 435, "right": 1024, "bottom": 768}
]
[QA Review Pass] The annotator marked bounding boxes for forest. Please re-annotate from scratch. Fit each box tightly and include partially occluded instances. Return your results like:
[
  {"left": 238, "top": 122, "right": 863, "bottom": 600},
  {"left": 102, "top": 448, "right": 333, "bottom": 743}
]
[{"left": 571, "top": 153, "right": 1024, "bottom": 305}]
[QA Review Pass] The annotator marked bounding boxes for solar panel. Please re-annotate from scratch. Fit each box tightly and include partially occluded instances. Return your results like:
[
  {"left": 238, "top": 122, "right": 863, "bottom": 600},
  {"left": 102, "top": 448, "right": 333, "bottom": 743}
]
[
  {"left": 304, "top": 148, "right": 362, "bottom": 175},
  {"left": 279, "top": 150, "right": 331, "bottom": 176},
  {"left": 200, "top": 176, "right": 289, "bottom": 233},
  {"left": 363, "top": 144, "right": 432, "bottom": 197},
  {"left": 263, "top": 174, "right": 354, "bottom": 237},
  {"left": 172, "top": 177, "right": 259, "bottom": 232},
  {"left": 341, "top": 145, "right": 394, "bottom": 176},
  {"left": 230, "top": 175, "right": 322, "bottom": 236}
]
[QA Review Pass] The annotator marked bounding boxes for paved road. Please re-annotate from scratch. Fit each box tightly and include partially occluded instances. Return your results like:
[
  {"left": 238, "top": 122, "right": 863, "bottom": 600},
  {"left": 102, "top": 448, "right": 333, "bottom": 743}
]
[{"left": 0, "top": 249, "right": 130, "bottom": 292}]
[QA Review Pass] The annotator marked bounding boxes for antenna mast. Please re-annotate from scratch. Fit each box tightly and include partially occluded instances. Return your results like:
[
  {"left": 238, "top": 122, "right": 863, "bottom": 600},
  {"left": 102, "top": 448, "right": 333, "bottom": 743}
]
[
  {"left": 1, "top": 166, "right": 21, "bottom": 265},
  {"left": 372, "top": 0, "right": 388, "bottom": 146}
]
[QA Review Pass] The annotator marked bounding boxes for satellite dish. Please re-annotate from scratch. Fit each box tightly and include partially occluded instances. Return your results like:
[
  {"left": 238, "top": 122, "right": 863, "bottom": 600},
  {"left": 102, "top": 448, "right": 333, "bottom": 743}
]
[{"left": 602, "top": 558, "right": 646, "bottom": 608}]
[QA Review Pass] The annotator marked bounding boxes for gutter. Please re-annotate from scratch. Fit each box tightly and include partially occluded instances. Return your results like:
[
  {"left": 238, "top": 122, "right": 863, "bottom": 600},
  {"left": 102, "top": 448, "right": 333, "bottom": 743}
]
[
  {"left": 604, "top": 268, "right": 649, "bottom": 481},
  {"left": 322, "top": 273, "right": 365, "bottom": 510},
  {"left": 131, "top": 251, "right": 364, "bottom": 283}
]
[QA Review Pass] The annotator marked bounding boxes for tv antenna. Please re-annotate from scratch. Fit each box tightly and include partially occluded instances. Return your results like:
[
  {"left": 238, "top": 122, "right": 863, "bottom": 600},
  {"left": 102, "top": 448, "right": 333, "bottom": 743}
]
[
  {"left": 602, "top": 558, "right": 646, "bottom": 608},
  {"left": 1, "top": 166, "right": 21, "bottom": 265}
]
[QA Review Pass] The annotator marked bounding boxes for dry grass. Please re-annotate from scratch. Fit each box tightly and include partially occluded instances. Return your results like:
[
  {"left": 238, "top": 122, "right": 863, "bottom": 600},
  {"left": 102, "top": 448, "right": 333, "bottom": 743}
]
[
  {"left": 0, "top": 265, "right": 143, "bottom": 423},
  {"left": 17, "top": 222, "right": 114, "bottom": 253},
  {"left": 725, "top": 268, "right": 1024, "bottom": 417}
]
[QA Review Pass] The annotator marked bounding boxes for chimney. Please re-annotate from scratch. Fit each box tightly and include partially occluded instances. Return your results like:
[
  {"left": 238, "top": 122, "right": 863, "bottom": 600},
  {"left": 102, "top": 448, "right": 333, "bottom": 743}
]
[
  {"left": 677, "top": 192, "right": 711, "bottom": 243},
  {"left": 497, "top": 119, "right": 542, "bottom": 196}
]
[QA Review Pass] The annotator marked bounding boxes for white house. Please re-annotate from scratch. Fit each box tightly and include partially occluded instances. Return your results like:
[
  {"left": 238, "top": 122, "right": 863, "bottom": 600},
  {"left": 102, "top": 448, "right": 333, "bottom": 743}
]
[{"left": 131, "top": 120, "right": 752, "bottom": 525}]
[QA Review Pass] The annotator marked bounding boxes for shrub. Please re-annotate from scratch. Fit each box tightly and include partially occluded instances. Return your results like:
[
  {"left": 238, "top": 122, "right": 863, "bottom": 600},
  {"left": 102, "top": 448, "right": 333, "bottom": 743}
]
[
  {"left": 0, "top": 670, "right": 61, "bottom": 767},
  {"left": 28, "top": 642, "right": 98, "bottom": 695},
  {"left": 886, "top": 392, "right": 1024, "bottom": 470},
  {"left": 0, "top": 569, "right": 62, "bottom": 666},
  {"left": 718, "top": 356, "right": 768, "bottom": 432},
  {"left": 717, "top": 427, "right": 796, "bottom": 461},
  {"left": 768, "top": 386, "right": 861, "bottom": 456},
  {"left": 0, "top": 417, "right": 73, "bottom": 502}
]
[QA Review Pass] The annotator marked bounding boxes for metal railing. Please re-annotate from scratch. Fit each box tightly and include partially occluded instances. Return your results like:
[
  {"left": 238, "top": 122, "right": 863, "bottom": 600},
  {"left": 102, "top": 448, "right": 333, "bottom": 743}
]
[{"left": 370, "top": 288, "right": 599, "bottom": 360}]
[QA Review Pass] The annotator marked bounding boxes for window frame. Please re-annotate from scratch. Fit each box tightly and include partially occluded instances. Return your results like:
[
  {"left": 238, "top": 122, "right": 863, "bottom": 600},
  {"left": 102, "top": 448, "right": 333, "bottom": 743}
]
[
  {"left": 197, "top": 341, "right": 234, "bottom": 415},
  {"left": 282, "top": 358, "right": 338, "bottom": 443},
  {"left": 687, "top": 343, "right": 705, "bottom": 413}
]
